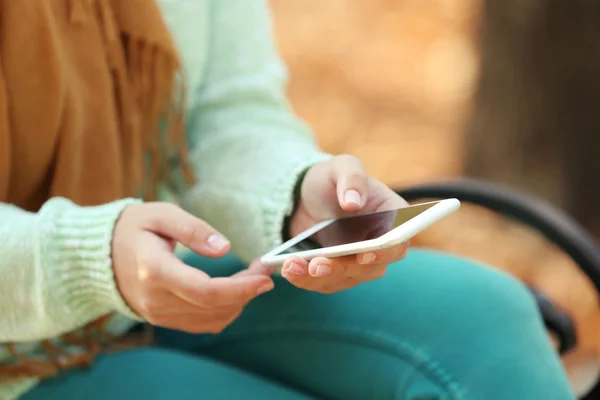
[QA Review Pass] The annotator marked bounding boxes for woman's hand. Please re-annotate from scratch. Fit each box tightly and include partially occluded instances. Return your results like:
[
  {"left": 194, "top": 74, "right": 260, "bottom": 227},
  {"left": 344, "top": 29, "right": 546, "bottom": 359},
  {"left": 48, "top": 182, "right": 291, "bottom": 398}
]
[
  {"left": 112, "top": 203, "right": 274, "bottom": 333},
  {"left": 283, "top": 155, "right": 410, "bottom": 293}
]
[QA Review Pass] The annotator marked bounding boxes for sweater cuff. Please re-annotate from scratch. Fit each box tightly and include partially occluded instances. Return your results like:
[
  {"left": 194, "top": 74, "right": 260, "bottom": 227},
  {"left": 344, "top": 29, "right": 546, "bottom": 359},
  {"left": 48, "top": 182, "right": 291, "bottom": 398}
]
[{"left": 41, "top": 198, "right": 144, "bottom": 322}]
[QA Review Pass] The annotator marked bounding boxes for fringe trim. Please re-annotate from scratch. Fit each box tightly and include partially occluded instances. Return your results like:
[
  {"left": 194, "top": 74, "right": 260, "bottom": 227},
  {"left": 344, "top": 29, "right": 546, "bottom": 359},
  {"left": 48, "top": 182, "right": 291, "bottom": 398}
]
[{"left": 0, "top": 0, "right": 195, "bottom": 381}]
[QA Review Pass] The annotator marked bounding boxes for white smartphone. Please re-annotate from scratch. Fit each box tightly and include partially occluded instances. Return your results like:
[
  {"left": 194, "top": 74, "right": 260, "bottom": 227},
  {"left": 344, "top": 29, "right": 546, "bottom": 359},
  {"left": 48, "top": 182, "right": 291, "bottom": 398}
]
[{"left": 260, "top": 198, "right": 461, "bottom": 266}]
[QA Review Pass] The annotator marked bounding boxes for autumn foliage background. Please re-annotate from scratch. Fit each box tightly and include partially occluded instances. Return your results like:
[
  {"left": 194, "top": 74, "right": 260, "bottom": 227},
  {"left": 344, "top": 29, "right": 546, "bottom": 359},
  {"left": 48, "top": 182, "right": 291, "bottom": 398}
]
[
  {"left": 268, "top": 0, "right": 600, "bottom": 384},
  {"left": 271, "top": 0, "right": 479, "bottom": 185}
]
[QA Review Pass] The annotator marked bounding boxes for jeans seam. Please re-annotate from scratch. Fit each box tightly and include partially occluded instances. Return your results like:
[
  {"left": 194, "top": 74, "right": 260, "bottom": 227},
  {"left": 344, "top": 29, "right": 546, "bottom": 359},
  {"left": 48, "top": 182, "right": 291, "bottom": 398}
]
[{"left": 205, "top": 323, "right": 466, "bottom": 400}]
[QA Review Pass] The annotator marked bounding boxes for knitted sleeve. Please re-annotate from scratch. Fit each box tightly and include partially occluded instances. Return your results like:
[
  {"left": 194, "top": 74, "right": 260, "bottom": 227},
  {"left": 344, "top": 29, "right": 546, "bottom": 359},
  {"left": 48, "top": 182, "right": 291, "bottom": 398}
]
[
  {"left": 0, "top": 198, "right": 141, "bottom": 342},
  {"left": 183, "top": 0, "right": 331, "bottom": 263}
]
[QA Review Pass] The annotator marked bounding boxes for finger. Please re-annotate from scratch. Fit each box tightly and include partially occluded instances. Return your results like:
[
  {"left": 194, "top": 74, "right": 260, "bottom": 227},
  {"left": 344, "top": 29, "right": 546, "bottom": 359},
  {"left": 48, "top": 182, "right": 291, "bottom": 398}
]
[
  {"left": 283, "top": 256, "right": 347, "bottom": 280},
  {"left": 143, "top": 203, "right": 231, "bottom": 256},
  {"left": 281, "top": 257, "right": 322, "bottom": 290},
  {"left": 306, "top": 256, "right": 340, "bottom": 278},
  {"left": 283, "top": 256, "right": 350, "bottom": 292},
  {"left": 298, "top": 243, "right": 407, "bottom": 276},
  {"left": 195, "top": 275, "right": 274, "bottom": 308},
  {"left": 332, "top": 155, "right": 369, "bottom": 212},
  {"left": 305, "top": 245, "right": 406, "bottom": 278},
  {"left": 305, "top": 256, "right": 382, "bottom": 281},
  {"left": 234, "top": 259, "right": 278, "bottom": 278},
  {"left": 355, "top": 243, "right": 409, "bottom": 265},
  {"left": 281, "top": 256, "right": 309, "bottom": 278}
]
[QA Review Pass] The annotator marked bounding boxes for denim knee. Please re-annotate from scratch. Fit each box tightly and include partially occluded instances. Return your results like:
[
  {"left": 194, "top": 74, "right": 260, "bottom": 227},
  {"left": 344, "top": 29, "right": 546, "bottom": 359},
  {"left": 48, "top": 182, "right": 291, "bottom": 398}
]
[
  {"left": 388, "top": 250, "right": 543, "bottom": 337},
  {"left": 391, "top": 250, "right": 571, "bottom": 399}
]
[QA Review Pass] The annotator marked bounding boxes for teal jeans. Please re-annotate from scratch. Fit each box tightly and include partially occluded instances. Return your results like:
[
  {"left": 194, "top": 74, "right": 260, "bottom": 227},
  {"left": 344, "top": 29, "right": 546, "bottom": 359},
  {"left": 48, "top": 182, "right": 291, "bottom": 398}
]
[{"left": 24, "top": 249, "right": 574, "bottom": 399}]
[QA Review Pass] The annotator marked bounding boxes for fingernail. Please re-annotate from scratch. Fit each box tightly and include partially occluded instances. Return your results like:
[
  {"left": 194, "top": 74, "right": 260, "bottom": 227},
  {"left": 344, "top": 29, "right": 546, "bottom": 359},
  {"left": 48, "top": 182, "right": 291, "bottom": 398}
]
[
  {"left": 315, "top": 264, "right": 332, "bottom": 277},
  {"left": 344, "top": 189, "right": 362, "bottom": 206},
  {"left": 309, "top": 264, "right": 332, "bottom": 277},
  {"left": 256, "top": 281, "right": 274, "bottom": 295},
  {"left": 359, "top": 252, "right": 377, "bottom": 264},
  {"left": 284, "top": 262, "right": 305, "bottom": 276},
  {"left": 207, "top": 233, "right": 230, "bottom": 251}
]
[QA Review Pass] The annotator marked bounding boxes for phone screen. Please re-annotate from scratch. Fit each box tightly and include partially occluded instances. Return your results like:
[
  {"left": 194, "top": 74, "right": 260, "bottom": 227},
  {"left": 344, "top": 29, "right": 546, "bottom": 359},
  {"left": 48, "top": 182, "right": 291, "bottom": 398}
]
[{"left": 273, "top": 201, "right": 439, "bottom": 256}]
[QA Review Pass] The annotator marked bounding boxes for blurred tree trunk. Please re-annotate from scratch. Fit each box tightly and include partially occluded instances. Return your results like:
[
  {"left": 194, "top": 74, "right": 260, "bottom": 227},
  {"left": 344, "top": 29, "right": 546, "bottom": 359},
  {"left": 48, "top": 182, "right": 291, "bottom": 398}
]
[{"left": 464, "top": 0, "right": 600, "bottom": 233}]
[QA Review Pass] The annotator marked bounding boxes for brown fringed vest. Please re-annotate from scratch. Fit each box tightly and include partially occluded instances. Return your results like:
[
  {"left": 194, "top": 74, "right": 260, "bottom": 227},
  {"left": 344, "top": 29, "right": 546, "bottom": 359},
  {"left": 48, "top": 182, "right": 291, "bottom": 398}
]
[{"left": 0, "top": 0, "right": 193, "bottom": 380}]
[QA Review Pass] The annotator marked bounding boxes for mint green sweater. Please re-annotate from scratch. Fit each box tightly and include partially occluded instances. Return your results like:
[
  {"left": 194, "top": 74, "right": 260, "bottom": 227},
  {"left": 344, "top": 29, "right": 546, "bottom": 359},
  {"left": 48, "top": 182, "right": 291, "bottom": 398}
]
[{"left": 0, "top": 0, "right": 329, "bottom": 397}]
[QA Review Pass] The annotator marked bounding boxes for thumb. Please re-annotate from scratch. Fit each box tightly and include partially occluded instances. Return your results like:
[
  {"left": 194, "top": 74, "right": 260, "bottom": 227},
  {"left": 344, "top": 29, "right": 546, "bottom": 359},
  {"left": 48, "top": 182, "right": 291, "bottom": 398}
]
[
  {"left": 332, "top": 155, "right": 369, "bottom": 213},
  {"left": 234, "top": 258, "right": 278, "bottom": 278}
]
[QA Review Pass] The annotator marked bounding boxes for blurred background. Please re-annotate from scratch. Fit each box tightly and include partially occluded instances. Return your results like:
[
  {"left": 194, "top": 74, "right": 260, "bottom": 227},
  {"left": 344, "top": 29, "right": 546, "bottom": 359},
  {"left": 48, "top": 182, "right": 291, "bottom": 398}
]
[
  {"left": 270, "top": 0, "right": 600, "bottom": 396},
  {"left": 271, "top": 0, "right": 477, "bottom": 184}
]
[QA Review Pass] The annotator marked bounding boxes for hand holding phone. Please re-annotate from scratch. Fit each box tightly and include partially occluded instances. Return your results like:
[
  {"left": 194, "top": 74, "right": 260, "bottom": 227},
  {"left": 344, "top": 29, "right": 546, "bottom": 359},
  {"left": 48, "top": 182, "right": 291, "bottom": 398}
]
[{"left": 261, "top": 199, "right": 460, "bottom": 266}]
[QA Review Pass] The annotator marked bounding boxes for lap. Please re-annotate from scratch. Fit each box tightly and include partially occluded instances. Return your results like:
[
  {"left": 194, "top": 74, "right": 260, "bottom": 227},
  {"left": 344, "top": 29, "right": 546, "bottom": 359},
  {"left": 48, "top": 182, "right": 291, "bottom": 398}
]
[
  {"left": 26, "top": 249, "right": 573, "bottom": 400},
  {"left": 155, "top": 249, "right": 572, "bottom": 400},
  {"left": 22, "top": 348, "right": 314, "bottom": 400}
]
